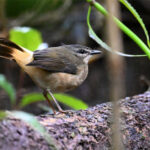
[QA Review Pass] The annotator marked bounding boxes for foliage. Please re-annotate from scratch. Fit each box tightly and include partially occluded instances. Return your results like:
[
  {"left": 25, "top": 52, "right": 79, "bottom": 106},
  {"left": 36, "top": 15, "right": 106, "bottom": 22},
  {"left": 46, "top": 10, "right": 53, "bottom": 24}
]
[
  {"left": 19, "top": 93, "right": 88, "bottom": 110},
  {"left": 54, "top": 93, "right": 88, "bottom": 110},
  {"left": 87, "top": 7, "right": 145, "bottom": 57},
  {"left": 0, "top": 74, "right": 16, "bottom": 106},
  {"left": 0, "top": 111, "right": 7, "bottom": 120},
  {"left": 120, "top": 0, "right": 150, "bottom": 47},
  {"left": 9, "top": 27, "right": 43, "bottom": 51},
  {"left": 86, "top": 0, "right": 150, "bottom": 59},
  {"left": 19, "top": 93, "right": 45, "bottom": 108}
]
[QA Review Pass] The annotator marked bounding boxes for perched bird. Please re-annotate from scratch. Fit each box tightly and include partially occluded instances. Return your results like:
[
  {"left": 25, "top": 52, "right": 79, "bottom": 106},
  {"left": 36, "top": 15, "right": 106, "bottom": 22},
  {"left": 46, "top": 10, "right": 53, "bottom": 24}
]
[{"left": 0, "top": 38, "right": 101, "bottom": 113}]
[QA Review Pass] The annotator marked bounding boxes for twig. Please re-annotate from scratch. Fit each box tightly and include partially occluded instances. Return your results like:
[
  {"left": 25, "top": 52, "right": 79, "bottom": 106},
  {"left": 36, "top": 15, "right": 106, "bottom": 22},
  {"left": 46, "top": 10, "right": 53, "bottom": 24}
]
[{"left": 105, "top": 0, "right": 125, "bottom": 149}]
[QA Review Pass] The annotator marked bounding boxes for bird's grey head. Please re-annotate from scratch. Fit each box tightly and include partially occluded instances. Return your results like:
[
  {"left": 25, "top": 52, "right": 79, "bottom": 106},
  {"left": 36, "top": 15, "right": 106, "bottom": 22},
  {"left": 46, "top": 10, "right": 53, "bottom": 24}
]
[{"left": 64, "top": 44, "right": 101, "bottom": 64}]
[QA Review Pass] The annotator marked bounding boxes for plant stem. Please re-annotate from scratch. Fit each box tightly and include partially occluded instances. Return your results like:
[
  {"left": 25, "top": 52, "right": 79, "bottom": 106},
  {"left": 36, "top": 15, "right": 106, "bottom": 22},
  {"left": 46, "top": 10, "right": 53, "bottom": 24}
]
[{"left": 86, "top": 0, "right": 150, "bottom": 59}]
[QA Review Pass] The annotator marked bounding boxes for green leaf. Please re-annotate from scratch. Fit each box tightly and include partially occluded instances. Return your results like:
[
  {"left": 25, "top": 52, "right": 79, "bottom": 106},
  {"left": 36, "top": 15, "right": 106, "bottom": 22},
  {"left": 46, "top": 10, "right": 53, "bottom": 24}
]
[
  {"left": 7, "top": 111, "right": 59, "bottom": 150},
  {"left": 120, "top": 0, "right": 150, "bottom": 48},
  {"left": 19, "top": 92, "right": 88, "bottom": 110},
  {"left": 53, "top": 93, "right": 88, "bottom": 110},
  {"left": 87, "top": 6, "right": 146, "bottom": 57},
  {"left": 19, "top": 93, "right": 45, "bottom": 108},
  {"left": 0, "top": 74, "right": 16, "bottom": 106},
  {"left": 0, "top": 111, "right": 7, "bottom": 120},
  {"left": 87, "top": 7, "right": 110, "bottom": 51},
  {"left": 9, "top": 27, "right": 42, "bottom": 51}
]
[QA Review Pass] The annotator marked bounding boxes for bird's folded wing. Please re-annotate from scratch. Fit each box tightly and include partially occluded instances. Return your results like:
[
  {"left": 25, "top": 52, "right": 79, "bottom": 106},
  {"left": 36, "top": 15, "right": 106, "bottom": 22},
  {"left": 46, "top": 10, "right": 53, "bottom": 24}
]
[{"left": 27, "top": 49, "right": 77, "bottom": 74}]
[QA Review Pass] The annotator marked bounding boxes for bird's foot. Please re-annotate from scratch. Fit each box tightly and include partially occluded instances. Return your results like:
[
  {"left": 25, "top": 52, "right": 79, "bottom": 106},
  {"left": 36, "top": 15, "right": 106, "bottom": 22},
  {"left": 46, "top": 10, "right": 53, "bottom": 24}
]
[{"left": 58, "top": 109, "right": 68, "bottom": 113}]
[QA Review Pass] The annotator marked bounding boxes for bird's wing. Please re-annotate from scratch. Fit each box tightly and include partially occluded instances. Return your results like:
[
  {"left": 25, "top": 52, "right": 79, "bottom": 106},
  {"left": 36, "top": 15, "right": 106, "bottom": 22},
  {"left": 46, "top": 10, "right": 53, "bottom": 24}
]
[{"left": 27, "top": 48, "right": 78, "bottom": 74}]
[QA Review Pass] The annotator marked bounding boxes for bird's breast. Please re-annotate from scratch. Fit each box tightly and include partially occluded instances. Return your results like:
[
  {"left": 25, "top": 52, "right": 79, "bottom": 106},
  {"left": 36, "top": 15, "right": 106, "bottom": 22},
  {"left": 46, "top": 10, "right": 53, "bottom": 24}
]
[
  {"left": 25, "top": 64, "right": 88, "bottom": 93},
  {"left": 45, "top": 64, "right": 88, "bottom": 93}
]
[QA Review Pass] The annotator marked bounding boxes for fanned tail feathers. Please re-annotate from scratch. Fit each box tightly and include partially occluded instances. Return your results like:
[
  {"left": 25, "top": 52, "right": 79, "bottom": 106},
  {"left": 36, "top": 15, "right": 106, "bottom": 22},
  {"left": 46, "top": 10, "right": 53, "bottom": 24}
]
[{"left": 0, "top": 38, "right": 24, "bottom": 59}]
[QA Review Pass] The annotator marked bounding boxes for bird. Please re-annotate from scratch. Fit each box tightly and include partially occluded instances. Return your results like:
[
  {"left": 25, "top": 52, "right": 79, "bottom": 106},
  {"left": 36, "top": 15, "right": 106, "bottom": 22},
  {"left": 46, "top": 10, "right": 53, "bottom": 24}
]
[{"left": 0, "top": 38, "right": 101, "bottom": 113}]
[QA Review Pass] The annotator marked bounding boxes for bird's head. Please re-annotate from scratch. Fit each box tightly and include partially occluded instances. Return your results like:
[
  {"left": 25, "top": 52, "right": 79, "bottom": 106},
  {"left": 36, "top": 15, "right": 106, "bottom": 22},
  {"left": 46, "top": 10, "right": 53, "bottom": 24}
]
[{"left": 64, "top": 44, "right": 101, "bottom": 64}]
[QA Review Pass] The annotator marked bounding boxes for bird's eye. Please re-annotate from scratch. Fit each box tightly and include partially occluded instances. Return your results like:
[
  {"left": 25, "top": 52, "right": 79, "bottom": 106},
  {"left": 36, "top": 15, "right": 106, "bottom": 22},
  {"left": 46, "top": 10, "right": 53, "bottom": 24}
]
[{"left": 78, "top": 49, "right": 86, "bottom": 54}]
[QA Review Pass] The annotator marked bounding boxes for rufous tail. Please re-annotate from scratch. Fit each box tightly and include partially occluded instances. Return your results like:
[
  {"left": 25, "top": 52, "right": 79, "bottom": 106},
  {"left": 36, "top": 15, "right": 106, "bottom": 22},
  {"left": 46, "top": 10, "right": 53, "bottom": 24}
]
[{"left": 0, "top": 38, "right": 33, "bottom": 65}]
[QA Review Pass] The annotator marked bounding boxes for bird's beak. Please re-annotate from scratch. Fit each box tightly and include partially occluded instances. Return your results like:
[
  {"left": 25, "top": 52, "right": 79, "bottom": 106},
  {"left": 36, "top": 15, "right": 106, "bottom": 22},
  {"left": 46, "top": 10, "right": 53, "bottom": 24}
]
[{"left": 90, "top": 50, "right": 101, "bottom": 55}]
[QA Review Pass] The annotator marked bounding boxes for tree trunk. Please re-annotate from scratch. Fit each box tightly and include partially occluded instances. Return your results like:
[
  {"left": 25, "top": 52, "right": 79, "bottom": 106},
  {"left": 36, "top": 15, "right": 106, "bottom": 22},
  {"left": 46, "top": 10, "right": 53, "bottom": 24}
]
[{"left": 0, "top": 91, "right": 150, "bottom": 150}]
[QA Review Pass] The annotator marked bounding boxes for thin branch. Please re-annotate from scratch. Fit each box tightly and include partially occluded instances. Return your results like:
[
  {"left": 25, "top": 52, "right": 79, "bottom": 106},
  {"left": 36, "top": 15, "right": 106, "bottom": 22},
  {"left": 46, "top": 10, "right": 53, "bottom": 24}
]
[{"left": 105, "top": 0, "right": 125, "bottom": 149}]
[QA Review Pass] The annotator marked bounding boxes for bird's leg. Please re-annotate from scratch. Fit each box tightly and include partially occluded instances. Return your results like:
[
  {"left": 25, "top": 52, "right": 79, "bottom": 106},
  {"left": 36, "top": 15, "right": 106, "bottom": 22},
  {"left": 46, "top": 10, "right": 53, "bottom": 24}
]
[
  {"left": 47, "top": 89, "right": 66, "bottom": 113},
  {"left": 43, "top": 90, "right": 56, "bottom": 114}
]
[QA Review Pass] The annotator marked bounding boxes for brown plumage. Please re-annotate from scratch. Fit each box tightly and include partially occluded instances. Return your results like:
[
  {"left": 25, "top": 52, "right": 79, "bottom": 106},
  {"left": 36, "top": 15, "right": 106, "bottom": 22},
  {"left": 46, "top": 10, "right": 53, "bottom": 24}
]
[{"left": 0, "top": 38, "right": 101, "bottom": 113}]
